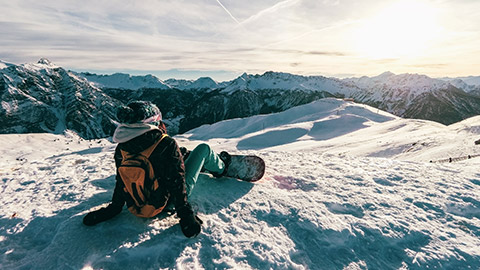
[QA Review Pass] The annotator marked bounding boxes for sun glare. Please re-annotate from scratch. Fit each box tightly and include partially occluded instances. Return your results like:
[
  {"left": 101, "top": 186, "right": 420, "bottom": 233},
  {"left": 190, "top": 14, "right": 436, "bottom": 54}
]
[{"left": 354, "top": 1, "right": 441, "bottom": 59}]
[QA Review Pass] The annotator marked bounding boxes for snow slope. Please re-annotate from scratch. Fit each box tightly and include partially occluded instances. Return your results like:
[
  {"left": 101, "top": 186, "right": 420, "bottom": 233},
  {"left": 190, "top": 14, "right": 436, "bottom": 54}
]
[
  {"left": 1, "top": 99, "right": 480, "bottom": 269},
  {"left": 179, "top": 98, "right": 480, "bottom": 162}
]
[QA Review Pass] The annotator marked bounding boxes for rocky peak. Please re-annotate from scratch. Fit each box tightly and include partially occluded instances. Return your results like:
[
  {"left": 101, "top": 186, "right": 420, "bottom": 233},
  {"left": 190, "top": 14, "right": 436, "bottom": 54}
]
[{"left": 37, "top": 58, "right": 54, "bottom": 66}]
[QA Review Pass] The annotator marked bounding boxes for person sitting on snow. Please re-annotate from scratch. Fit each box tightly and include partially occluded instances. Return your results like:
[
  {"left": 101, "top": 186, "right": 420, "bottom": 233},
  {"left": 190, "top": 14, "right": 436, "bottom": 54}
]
[{"left": 82, "top": 101, "right": 231, "bottom": 238}]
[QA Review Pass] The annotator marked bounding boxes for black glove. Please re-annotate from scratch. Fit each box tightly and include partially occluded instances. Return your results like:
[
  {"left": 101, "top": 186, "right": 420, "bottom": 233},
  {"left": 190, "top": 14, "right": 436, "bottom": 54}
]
[
  {"left": 83, "top": 210, "right": 104, "bottom": 226},
  {"left": 83, "top": 204, "right": 122, "bottom": 226},
  {"left": 177, "top": 204, "right": 203, "bottom": 238}
]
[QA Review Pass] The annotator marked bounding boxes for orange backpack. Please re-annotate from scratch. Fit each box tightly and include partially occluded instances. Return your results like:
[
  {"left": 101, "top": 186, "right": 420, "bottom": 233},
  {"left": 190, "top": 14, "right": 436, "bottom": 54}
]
[{"left": 118, "top": 134, "right": 168, "bottom": 217}]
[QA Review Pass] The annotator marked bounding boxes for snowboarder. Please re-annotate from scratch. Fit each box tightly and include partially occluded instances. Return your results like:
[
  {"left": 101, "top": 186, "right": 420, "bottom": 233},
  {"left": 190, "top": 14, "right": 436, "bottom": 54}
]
[{"left": 82, "top": 101, "right": 231, "bottom": 238}]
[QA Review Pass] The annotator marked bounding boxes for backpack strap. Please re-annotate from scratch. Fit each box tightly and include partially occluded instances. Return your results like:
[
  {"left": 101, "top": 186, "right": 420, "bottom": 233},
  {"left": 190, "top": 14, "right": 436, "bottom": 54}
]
[
  {"left": 120, "top": 133, "right": 169, "bottom": 161},
  {"left": 140, "top": 133, "right": 169, "bottom": 159}
]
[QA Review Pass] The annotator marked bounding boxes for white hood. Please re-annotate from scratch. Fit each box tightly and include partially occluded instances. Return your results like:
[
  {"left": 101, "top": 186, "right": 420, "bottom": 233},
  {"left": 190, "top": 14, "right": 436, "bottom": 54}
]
[{"left": 112, "top": 123, "right": 160, "bottom": 143}]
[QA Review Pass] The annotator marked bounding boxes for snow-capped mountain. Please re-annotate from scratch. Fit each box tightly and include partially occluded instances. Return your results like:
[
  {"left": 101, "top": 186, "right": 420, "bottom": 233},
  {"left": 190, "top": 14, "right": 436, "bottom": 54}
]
[
  {"left": 76, "top": 72, "right": 171, "bottom": 90},
  {"left": 164, "top": 77, "right": 221, "bottom": 90},
  {"left": 440, "top": 75, "right": 480, "bottom": 87},
  {"left": 345, "top": 71, "right": 451, "bottom": 94},
  {"left": 0, "top": 59, "right": 121, "bottom": 139},
  {"left": 78, "top": 73, "right": 221, "bottom": 91},
  {"left": 439, "top": 77, "right": 480, "bottom": 97},
  {"left": 222, "top": 71, "right": 362, "bottom": 97},
  {"left": 2, "top": 99, "right": 479, "bottom": 269},
  {"left": 344, "top": 72, "right": 480, "bottom": 124}
]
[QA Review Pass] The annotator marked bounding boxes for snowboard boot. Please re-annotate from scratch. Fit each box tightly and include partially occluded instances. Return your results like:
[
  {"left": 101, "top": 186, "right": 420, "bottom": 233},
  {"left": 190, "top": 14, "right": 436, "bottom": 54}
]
[{"left": 211, "top": 151, "right": 231, "bottom": 178}]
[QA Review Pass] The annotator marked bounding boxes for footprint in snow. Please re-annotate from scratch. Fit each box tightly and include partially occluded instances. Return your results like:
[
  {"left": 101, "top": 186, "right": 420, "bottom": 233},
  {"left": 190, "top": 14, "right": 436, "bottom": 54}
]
[
  {"left": 373, "top": 177, "right": 396, "bottom": 186},
  {"left": 470, "top": 179, "right": 480, "bottom": 186},
  {"left": 324, "top": 202, "right": 365, "bottom": 218},
  {"left": 446, "top": 197, "right": 480, "bottom": 219}
]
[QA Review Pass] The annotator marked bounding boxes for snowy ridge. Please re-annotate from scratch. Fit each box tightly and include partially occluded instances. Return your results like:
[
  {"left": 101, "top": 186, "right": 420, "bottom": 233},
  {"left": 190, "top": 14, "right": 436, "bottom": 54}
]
[
  {"left": 340, "top": 72, "right": 480, "bottom": 124},
  {"left": 165, "top": 77, "right": 220, "bottom": 90},
  {"left": 77, "top": 72, "right": 171, "bottom": 90},
  {"left": 344, "top": 72, "right": 452, "bottom": 108},
  {"left": 80, "top": 73, "right": 220, "bottom": 91},
  {"left": 345, "top": 72, "right": 451, "bottom": 96},
  {"left": 2, "top": 99, "right": 479, "bottom": 269},
  {"left": 441, "top": 78, "right": 480, "bottom": 93},
  {"left": 221, "top": 71, "right": 362, "bottom": 96},
  {"left": 21, "top": 58, "right": 59, "bottom": 71},
  {"left": 0, "top": 60, "right": 12, "bottom": 70},
  {"left": 440, "top": 76, "right": 480, "bottom": 87},
  {"left": 179, "top": 98, "right": 397, "bottom": 142}
]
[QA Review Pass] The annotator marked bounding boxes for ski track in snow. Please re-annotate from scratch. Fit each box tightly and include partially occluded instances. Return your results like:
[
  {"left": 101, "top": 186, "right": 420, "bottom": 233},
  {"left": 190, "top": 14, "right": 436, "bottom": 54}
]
[{"left": 1, "top": 99, "right": 480, "bottom": 269}]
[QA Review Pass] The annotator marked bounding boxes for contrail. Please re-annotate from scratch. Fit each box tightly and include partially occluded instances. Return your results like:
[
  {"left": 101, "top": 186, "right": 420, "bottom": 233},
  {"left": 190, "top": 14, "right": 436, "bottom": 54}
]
[
  {"left": 239, "top": 0, "right": 300, "bottom": 27},
  {"left": 215, "top": 0, "right": 240, "bottom": 25}
]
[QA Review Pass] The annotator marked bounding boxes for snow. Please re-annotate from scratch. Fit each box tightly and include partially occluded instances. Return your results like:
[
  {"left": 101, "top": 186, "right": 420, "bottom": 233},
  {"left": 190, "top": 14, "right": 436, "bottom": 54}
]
[
  {"left": 0, "top": 61, "right": 10, "bottom": 70},
  {"left": 1, "top": 98, "right": 480, "bottom": 269},
  {"left": 22, "top": 58, "right": 59, "bottom": 72}
]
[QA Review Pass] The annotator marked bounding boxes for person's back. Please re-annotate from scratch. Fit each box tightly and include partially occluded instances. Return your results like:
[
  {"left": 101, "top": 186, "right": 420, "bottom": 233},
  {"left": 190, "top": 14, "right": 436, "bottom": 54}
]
[{"left": 83, "top": 101, "right": 204, "bottom": 238}]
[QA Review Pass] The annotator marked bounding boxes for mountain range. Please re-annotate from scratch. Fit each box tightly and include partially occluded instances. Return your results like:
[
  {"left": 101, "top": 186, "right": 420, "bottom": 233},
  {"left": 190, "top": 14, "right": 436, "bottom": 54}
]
[{"left": 1, "top": 58, "right": 480, "bottom": 139}]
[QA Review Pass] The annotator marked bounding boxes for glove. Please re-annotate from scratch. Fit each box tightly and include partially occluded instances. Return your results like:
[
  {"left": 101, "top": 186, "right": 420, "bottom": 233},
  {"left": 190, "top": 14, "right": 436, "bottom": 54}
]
[
  {"left": 177, "top": 204, "right": 203, "bottom": 238},
  {"left": 83, "top": 204, "right": 122, "bottom": 226},
  {"left": 180, "top": 214, "right": 203, "bottom": 238},
  {"left": 83, "top": 210, "right": 103, "bottom": 226}
]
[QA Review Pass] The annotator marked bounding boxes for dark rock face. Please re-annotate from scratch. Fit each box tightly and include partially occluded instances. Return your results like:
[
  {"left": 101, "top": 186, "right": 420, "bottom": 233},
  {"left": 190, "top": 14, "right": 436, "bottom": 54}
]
[
  {"left": 403, "top": 85, "right": 480, "bottom": 125},
  {"left": 0, "top": 61, "right": 121, "bottom": 139}
]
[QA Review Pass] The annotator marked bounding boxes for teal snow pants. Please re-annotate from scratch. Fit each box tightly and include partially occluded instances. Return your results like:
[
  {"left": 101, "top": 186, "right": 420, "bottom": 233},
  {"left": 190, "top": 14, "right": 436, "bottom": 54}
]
[{"left": 184, "top": 143, "right": 225, "bottom": 197}]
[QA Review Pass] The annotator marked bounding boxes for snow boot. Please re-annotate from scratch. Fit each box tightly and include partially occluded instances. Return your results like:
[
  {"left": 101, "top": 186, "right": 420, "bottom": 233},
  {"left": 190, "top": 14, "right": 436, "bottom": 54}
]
[{"left": 211, "top": 151, "right": 231, "bottom": 178}]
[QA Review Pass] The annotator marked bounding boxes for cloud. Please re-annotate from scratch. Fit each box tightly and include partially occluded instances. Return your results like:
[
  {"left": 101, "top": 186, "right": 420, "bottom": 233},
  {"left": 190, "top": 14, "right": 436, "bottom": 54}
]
[
  {"left": 302, "top": 50, "right": 347, "bottom": 56},
  {"left": 0, "top": 0, "right": 479, "bottom": 79},
  {"left": 409, "top": 63, "right": 448, "bottom": 69}
]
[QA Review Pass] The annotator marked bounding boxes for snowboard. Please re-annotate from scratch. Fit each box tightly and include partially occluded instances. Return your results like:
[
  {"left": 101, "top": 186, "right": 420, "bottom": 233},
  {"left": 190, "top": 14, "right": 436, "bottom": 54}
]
[
  {"left": 180, "top": 147, "right": 265, "bottom": 182},
  {"left": 223, "top": 154, "right": 265, "bottom": 182}
]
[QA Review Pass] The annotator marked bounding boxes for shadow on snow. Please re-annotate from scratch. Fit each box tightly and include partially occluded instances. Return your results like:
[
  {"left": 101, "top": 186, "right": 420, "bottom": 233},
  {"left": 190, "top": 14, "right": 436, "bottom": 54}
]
[{"left": 0, "top": 174, "right": 254, "bottom": 269}]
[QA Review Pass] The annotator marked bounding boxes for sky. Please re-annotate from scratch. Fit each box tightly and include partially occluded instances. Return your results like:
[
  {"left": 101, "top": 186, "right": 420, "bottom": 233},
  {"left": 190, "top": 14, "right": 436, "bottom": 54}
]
[{"left": 0, "top": 0, "right": 479, "bottom": 81}]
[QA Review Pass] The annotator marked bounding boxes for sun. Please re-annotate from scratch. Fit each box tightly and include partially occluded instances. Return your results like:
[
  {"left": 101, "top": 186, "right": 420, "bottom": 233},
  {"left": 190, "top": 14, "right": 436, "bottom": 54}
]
[{"left": 354, "top": 1, "right": 441, "bottom": 59}]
